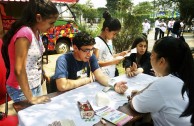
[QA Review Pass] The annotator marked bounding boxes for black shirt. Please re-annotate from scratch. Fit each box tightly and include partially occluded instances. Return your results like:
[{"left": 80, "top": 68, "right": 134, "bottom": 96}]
[{"left": 123, "top": 52, "right": 154, "bottom": 76}]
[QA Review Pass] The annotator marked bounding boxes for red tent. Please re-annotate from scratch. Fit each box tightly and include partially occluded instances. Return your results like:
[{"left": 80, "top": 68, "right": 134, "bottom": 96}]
[{"left": 0, "top": 0, "right": 79, "bottom": 30}]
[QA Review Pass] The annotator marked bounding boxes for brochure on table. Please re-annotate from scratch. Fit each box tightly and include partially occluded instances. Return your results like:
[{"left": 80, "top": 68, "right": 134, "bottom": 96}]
[{"left": 95, "top": 106, "right": 133, "bottom": 126}]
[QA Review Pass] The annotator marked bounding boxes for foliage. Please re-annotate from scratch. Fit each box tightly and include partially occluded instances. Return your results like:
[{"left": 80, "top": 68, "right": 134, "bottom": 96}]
[
  {"left": 106, "top": 0, "right": 133, "bottom": 18},
  {"left": 72, "top": 3, "right": 107, "bottom": 24},
  {"left": 97, "top": 8, "right": 108, "bottom": 17},
  {"left": 106, "top": 0, "right": 119, "bottom": 15},
  {"left": 71, "top": 4, "right": 86, "bottom": 24},
  {"left": 133, "top": 2, "right": 153, "bottom": 16},
  {"left": 84, "top": 0, "right": 94, "bottom": 8},
  {"left": 113, "top": 14, "right": 143, "bottom": 53},
  {"left": 82, "top": 9, "right": 98, "bottom": 20},
  {"left": 77, "top": 21, "right": 102, "bottom": 38},
  {"left": 105, "top": 0, "right": 143, "bottom": 53},
  {"left": 153, "top": 0, "right": 194, "bottom": 24},
  {"left": 178, "top": 0, "right": 194, "bottom": 23}
]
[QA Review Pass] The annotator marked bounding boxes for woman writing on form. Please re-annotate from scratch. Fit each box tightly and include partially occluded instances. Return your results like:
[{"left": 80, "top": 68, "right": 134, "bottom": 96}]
[{"left": 129, "top": 37, "right": 194, "bottom": 125}]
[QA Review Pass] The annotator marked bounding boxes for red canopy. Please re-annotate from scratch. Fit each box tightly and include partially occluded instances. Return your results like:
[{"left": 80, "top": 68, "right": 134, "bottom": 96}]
[{"left": 0, "top": 0, "right": 79, "bottom": 3}]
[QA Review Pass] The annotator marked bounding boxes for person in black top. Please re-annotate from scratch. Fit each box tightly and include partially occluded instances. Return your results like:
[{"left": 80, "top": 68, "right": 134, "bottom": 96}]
[
  {"left": 172, "top": 18, "right": 181, "bottom": 38},
  {"left": 123, "top": 36, "right": 154, "bottom": 77}
]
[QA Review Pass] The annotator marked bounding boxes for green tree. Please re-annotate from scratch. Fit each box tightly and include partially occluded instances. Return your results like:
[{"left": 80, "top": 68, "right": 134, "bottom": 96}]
[
  {"left": 133, "top": 2, "right": 153, "bottom": 16},
  {"left": 106, "top": 0, "right": 119, "bottom": 15},
  {"left": 71, "top": 4, "right": 87, "bottom": 24},
  {"left": 85, "top": 0, "right": 94, "bottom": 8},
  {"left": 113, "top": 14, "right": 143, "bottom": 53},
  {"left": 97, "top": 8, "right": 107, "bottom": 18},
  {"left": 106, "top": 0, "right": 133, "bottom": 17},
  {"left": 83, "top": 9, "right": 98, "bottom": 21},
  {"left": 153, "top": 0, "right": 194, "bottom": 23},
  {"left": 178, "top": 0, "right": 194, "bottom": 23},
  {"left": 105, "top": 0, "right": 143, "bottom": 53}
]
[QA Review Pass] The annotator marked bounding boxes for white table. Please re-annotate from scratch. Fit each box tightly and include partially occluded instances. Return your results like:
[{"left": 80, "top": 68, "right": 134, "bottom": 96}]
[{"left": 18, "top": 73, "right": 157, "bottom": 126}]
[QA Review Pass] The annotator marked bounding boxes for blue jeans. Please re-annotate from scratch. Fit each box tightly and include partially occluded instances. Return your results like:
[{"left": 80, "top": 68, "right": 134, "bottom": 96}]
[{"left": 6, "top": 85, "right": 42, "bottom": 102}]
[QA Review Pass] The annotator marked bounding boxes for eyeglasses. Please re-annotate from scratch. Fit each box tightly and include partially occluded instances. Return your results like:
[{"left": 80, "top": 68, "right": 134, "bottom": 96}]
[{"left": 79, "top": 48, "right": 95, "bottom": 53}]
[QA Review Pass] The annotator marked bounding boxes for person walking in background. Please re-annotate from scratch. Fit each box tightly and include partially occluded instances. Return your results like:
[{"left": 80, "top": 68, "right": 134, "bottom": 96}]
[
  {"left": 159, "top": 19, "right": 167, "bottom": 39},
  {"left": 129, "top": 37, "right": 194, "bottom": 125},
  {"left": 167, "top": 18, "right": 174, "bottom": 36},
  {"left": 154, "top": 17, "right": 160, "bottom": 40},
  {"left": 94, "top": 11, "right": 128, "bottom": 78},
  {"left": 53, "top": 32, "right": 128, "bottom": 94},
  {"left": 180, "top": 19, "right": 185, "bottom": 36},
  {"left": 123, "top": 36, "right": 154, "bottom": 77},
  {"left": 172, "top": 18, "right": 181, "bottom": 38},
  {"left": 142, "top": 19, "right": 150, "bottom": 38},
  {"left": 1, "top": 0, "right": 59, "bottom": 104}
]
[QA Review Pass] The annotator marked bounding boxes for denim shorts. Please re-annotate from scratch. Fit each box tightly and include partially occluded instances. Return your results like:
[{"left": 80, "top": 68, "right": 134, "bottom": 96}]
[{"left": 6, "top": 84, "right": 42, "bottom": 102}]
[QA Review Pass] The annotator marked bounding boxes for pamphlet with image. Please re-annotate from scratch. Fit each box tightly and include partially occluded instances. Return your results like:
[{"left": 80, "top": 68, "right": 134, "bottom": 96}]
[{"left": 95, "top": 106, "right": 133, "bottom": 126}]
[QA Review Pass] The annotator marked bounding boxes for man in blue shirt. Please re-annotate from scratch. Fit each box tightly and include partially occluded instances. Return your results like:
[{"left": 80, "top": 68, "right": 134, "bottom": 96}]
[{"left": 53, "top": 32, "right": 128, "bottom": 94}]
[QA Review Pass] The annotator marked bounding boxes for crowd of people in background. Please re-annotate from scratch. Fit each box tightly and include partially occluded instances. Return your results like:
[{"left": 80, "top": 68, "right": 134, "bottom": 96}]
[{"left": 153, "top": 17, "right": 185, "bottom": 40}]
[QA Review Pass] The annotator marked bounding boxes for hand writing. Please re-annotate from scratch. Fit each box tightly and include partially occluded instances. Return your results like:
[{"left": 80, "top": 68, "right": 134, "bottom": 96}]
[
  {"left": 131, "top": 90, "right": 139, "bottom": 98},
  {"left": 127, "top": 90, "right": 139, "bottom": 102}
]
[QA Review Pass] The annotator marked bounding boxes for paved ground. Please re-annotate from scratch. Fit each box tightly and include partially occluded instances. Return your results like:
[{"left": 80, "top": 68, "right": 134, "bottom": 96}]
[
  {"left": 1, "top": 30, "right": 194, "bottom": 116},
  {"left": 147, "top": 30, "right": 194, "bottom": 52}
]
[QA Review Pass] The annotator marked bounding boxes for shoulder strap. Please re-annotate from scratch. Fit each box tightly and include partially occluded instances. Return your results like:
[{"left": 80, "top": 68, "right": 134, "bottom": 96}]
[{"left": 98, "top": 36, "right": 112, "bottom": 55}]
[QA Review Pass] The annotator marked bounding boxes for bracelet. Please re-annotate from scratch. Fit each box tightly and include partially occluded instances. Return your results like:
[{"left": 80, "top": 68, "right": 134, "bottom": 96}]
[
  {"left": 108, "top": 78, "right": 116, "bottom": 85},
  {"left": 109, "top": 85, "right": 115, "bottom": 91},
  {"left": 108, "top": 78, "right": 116, "bottom": 91}
]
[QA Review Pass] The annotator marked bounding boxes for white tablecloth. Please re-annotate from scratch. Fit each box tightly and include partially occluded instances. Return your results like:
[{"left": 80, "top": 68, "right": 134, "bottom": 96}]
[{"left": 18, "top": 73, "right": 157, "bottom": 126}]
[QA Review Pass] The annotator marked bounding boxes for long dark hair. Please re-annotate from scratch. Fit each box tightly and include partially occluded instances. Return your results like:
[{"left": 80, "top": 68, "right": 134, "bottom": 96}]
[
  {"left": 102, "top": 10, "right": 121, "bottom": 32},
  {"left": 131, "top": 36, "right": 148, "bottom": 52},
  {"left": 153, "top": 37, "right": 194, "bottom": 122},
  {"left": 131, "top": 36, "right": 149, "bottom": 64},
  {"left": 1, "top": 0, "right": 58, "bottom": 77}
]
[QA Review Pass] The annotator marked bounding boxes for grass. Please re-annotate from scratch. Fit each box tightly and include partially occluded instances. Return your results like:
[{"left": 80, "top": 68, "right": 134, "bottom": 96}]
[{"left": 117, "top": 63, "right": 125, "bottom": 75}]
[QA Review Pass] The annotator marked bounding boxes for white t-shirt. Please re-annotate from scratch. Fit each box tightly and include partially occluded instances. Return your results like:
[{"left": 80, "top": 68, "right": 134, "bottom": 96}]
[
  {"left": 168, "top": 20, "right": 174, "bottom": 28},
  {"left": 155, "top": 20, "right": 160, "bottom": 28},
  {"left": 132, "top": 74, "right": 191, "bottom": 126},
  {"left": 159, "top": 22, "right": 167, "bottom": 32},
  {"left": 142, "top": 22, "right": 150, "bottom": 34},
  {"left": 94, "top": 37, "right": 115, "bottom": 78}
]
